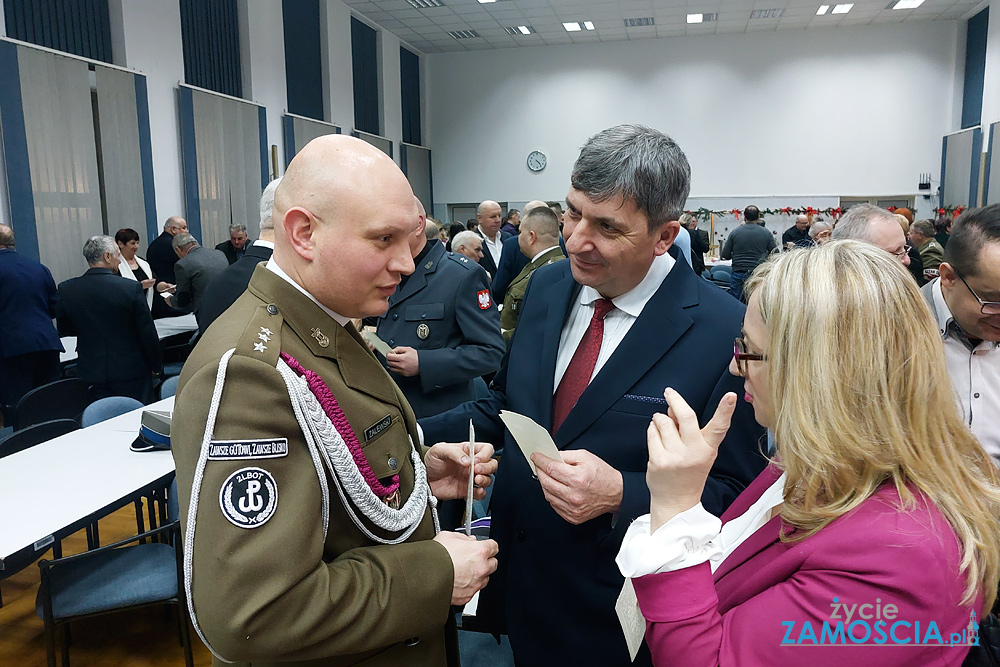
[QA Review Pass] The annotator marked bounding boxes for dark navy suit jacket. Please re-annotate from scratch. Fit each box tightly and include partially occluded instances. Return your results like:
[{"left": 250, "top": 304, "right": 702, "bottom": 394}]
[
  {"left": 490, "top": 235, "right": 529, "bottom": 302},
  {"left": 199, "top": 243, "right": 273, "bottom": 335},
  {"left": 476, "top": 230, "right": 512, "bottom": 278},
  {"left": 0, "top": 248, "right": 62, "bottom": 359},
  {"left": 421, "top": 255, "right": 767, "bottom": 666}
]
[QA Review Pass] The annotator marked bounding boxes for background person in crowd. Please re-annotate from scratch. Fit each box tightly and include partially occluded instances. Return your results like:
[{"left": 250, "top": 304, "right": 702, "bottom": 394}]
[
  {"left": 808, "top": 220, "right": 832, "bottom": 245},
  {"left": 548, "top": 201, "right": 565, "bottom": 229},
  {"left": 146, "top": 216, "right": 187, "bottom": 285},
  {"left": 452, "top": 231, "right": 485, "bottom": 265},
  {"left": 56, "top": 236, "right": 161, "bottom": 403},
  {"left": 937, "top": 215, "right": 953, "bottom": 248},
  {"left": 167, "top": 233, "right": 229, "bottom": 328},
  {"left": 466, "top": 218, "right": 479, "bottom": 233},
  {"left": 492, "top": 200, "right": 548, "bottom": 303},
  {"left": 781, "top": 213, "right": 812, "bottom": 249},
  {"left": 0, "top": 224, "right": 63, "bottom": 423},
  {"left": 475, "top": 200, "right": 510, "bottom": 279},
  {"left": 198, "top": 179, "right": 280, "bottom": 335},
  {"left": 421, "top": 124, "right": 766, "bottom": 667},
  {"left": 892, "top": 213, "right": 925, "bottom": 286},
  {"left": 500, "top": 208, "right": 520, "bottom": 236},
  {"left": 832, "top": 203, "right": 911, "bottom": 269},
  {"left": 215, "top": 223, "right": 249, "bottom": 265},
  {"left": 682, "top": 213, "right": 710, "bottom": 276},
  {"left": 375, "top": 197, "right": 504, "bottom": 420},
  {"left": 619, "top": 240, "right": 1000, "bottom": 666},
  {"left": 721, "top": 205, "right": 777, "bottom": 302},
  {"left": 910, "top": 218, "right": 945, "bottom": 279},
  {"left": 171, "top": 134, "right": 498, "bottom": 666},
  {"left": 921, "top": 204, "right": 1000, "bottom": 468},
  {"left": 500, "top": 205, "right": 566, "bottom": 343},
  {"left": 446, "top": 223, "right": 465, "bottom": 252},
  {"left": 115, "top": 228, "right": 160, "bottom": 310}
]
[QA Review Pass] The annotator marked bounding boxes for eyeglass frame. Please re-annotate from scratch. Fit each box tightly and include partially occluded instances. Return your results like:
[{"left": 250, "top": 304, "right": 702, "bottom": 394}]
[
  {"left": 954, "top": 269, "right": 1000, "bottom": 315},
  {"left": 733, "top": 337, "right": 766, "bottom": 377}
]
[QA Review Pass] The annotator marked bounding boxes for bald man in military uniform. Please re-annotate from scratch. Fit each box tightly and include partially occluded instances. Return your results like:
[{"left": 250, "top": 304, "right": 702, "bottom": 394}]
[
  {"left": 375, "top": 199, "right": 504, "bottom": 419},
  {"left": 501, "top": 206, "right": 566, "bottom": 344},
  {"left": 171, "top": 135, "right": 499, "bottom": 667}
]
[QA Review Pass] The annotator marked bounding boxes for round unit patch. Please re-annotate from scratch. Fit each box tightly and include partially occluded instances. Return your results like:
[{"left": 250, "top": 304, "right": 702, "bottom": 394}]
[{"left": 219, "top": 467, "right": 277, "bottom": 529}]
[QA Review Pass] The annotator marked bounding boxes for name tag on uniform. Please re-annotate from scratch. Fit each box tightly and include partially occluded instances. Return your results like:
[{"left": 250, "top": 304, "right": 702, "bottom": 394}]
[
  {"left": 208, "top": 438, "right": 289, "bottom": 460},
  {"left": 365, "top": 415, "right": 393, "bottom": 442}
]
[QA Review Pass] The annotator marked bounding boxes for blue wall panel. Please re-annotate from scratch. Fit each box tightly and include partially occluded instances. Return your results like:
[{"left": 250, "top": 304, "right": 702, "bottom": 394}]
[{"left": 0, "top": 41, "right": 39, "bottom": 262}]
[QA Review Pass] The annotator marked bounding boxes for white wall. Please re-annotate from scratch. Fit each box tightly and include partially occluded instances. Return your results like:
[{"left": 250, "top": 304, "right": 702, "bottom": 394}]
[
  {"left": 426, "top": 21, "right": 961, "bottom": 216},
  {"left": 982, "top": 1, "right": 1000, "bottom": 134},
  {"left": 118, "top": 0, "right": 186, "bottom": 232},
  {"left": 381, "top": 29, "right": 403, "bottom": 164}
]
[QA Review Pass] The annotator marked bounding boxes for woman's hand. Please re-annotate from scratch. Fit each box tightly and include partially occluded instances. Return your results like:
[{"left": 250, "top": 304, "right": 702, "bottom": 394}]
[
  {"left": 646, "top": 388, "right": 736, "bottom": 531},
  {"left": 141, "top": 278, "right": 156, "bottom": 290}
]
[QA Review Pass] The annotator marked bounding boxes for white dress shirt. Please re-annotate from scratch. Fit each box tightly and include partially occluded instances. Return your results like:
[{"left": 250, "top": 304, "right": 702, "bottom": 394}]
[
  {"left": 265, "top": 258, "right": 350, "bottom": 327},
  {"left": 931, "top": 279, "right": 1000, "bottom": 465},
  {"left": 616, "top": 473, "right": 787, "bottom": 578},
  {"left": 253, "top": 239, "right": 275, "bottom": 250},
  {"left": 554, "top": 251, "right": 675, "bottom": 391},
  {"left": 481, "top": 230, "right": 503, "bottom": 268}
]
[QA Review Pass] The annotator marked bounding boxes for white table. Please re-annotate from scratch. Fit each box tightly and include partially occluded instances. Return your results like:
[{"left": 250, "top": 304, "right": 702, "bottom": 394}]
[
  {"left": 59, "top": 315, "right": 198, "bottom": 364},
  {"left": 0, "top": 397, "right": 175, "bottom": 572}
]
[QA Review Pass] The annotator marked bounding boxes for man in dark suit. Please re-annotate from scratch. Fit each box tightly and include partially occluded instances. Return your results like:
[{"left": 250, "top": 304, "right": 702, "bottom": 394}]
[
  {"left": 215, "top": 223, "right": 249, "bottom": 265},
  {"left": 475, "top": 200, "right": 511, "bottom": 278},
  {"left": 374, "top": 198, "right": 504, "bottom": 419},
  {"left": 199, "top": 180, "right": 280, "bottom": 334},
  {"left": 0, "top": 224, "right": 63, "bottom": 422},
  {"left": 56, "top": 236, "right": 161, "bottom": 403},
  {"left": 492, "top": 200, "right": 548, "bottom": 303},
  {"left": 421, "top": 125, "right": 766, "bottom": 666},
  {"left": 166, "top": 233, "right": 229, "bottom": 328},
  {"left": 146, "top": 216, "right": 187, "bottom": 285}
]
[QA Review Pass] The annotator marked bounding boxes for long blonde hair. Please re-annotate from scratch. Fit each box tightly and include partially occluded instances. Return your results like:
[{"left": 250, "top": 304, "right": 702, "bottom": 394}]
[{"left": 745, "top": 240, "right": 1000, "bottom": 608}]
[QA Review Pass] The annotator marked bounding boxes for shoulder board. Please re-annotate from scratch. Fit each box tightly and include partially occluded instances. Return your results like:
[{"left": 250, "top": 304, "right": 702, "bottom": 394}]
[
  {"left": 233, "top": 303, "right": 283, "bottom": 366},
  {"left": 445, "top": 252, "right": 475, "bottom": 270}
]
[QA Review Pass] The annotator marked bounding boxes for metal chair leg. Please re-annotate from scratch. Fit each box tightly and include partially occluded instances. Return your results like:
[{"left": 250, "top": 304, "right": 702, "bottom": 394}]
[
  {"left": 135, "top": 499, "right": 146, "bottom": 544},
  {"left": 59, "top": 624, "right": 70, "bottom": 667},
  {"left": 179, "top": 606, "right": 194, "bottom": 667},
  {"left": 43, "top": 618, "right": 56, "bottom": 667}
]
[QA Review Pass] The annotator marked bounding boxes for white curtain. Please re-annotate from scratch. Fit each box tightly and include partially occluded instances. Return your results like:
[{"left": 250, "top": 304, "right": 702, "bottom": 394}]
[
  {"left": 290, "top": 114, "right": 340, "bottom": 160},
  {"left": 353, "top": 130, "right": 392, "bottom": 159}
]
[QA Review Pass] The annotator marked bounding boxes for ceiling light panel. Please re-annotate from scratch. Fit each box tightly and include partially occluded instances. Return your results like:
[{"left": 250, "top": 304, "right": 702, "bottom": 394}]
[
  {"left": 750, "top": 8, "right": 784, "bottom": 19},
  {"left": 687, "top": 13, "right": 703, "bottom": 23},
  {"left": 449, "top": 29, "right": 481, "bottom": 38},
  {"left": 832, "top": 4, "right": 853, "bottom": 13},
  {"left": 891, "top": 0, "right": 924, "bottom": 8},
  {"left": 583, "top": 21, "right": 595, "bottom": 30},
  {"left": 816, "top": 5, "right": 829, "bottom": 14},
  {"left": 563, "top": 21, "right": 581, "bottom": 31},
  {"left": 505, "top": 25, "right": 535, "bottom": 34},
  {"left": 406, "top": 0, "right": 443, "bottom": 7},
  {"left": 624, "top": 17, "right": 654, "bottom": 27}
]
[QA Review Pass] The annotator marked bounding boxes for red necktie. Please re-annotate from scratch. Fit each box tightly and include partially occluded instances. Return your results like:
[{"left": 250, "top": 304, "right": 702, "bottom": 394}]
[{"left": 552, "top": 298, "right": 615, "bottom": 433}]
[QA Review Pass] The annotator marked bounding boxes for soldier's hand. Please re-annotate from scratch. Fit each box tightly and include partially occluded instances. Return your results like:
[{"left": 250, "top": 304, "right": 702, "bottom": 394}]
[
  {"left": 425, "top": 441, "right": 497, "bottom": 500},
  {"left": 433, "top": 532, "right": 498, "bottom": 605},
  {"left": 386, "top": 346, "right": 419, "bottom": 377}
]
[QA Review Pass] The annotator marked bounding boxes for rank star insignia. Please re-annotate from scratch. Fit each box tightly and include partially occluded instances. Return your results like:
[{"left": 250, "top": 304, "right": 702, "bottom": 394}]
[
  {"left": 260, "top": 327, "right": 272, "bottom": 337},
  {"left": 257, "top": 332, "right": 271, "bottom": 342},
  {"left": 253, "top": 342, "right": 267, "bottom": 353}
]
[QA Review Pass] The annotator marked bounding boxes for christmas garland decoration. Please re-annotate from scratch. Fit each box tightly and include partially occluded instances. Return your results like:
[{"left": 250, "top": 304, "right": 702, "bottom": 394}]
[{"left": 686, "top": 205, "right": 966, "bottom": 223}]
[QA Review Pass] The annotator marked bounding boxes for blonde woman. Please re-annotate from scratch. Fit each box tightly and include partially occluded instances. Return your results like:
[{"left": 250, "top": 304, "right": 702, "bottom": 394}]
[{"left": 617, "top": 241, "right": 1000, "bottom": 666}]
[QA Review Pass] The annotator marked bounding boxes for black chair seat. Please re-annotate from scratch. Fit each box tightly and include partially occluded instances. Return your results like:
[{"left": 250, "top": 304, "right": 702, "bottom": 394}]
[
  {"left": 15, "top": 378, "right": 92, "bottom": 430},
  {"left": 0, "top": 419, "right": 79, "bottom": 459},
  {"left": 36, "top": 542, "right": 177, "bottom": 621}
]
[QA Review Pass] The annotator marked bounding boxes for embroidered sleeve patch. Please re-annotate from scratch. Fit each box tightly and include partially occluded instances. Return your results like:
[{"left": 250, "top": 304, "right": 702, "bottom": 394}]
[
  {"left": 477, "top": 290, "right": 491, "bottom": 310},
  {"left": 219, "top": 467, "right": 277, "bottom": 529},
  {"left": 208, "top": 438, "right": 288, "bottom": 461}
]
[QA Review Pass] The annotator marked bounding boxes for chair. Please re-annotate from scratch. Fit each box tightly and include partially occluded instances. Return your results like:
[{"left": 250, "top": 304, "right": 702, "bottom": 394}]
[
  {"left": 80, "top": 397, "right": 144, "bottom": 428},
  {"left": 0, "top": 419, "right": 79, "bottom": 459},
  {"left": 710, "top": 266, "right": 732, "bottom": 289},
  {"left": 158, "top": 375, "right": 180, "bottom": 399},
  {"left": 14, "top": 379, "right": 92, "bottom": 431},
  {"left": 36, "top": 478, "right": 193, "bottom": 667}
]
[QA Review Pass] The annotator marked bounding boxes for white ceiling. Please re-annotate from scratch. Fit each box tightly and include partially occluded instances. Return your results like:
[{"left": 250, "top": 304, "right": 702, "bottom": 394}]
[{"left": 343, "top": 0, "right": 985, "bottom": 53}]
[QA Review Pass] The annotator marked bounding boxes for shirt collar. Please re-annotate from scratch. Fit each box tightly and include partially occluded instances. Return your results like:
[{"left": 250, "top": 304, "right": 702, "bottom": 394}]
[
  {"left": 931, "top": 277, "right": 997, "bottom": 350},
  {"left": 531, "top": 245, "right": 561, "bottom": 263},
  {"left": 481, "top": 229, "right": 501, "bottom": 244},
  {"left": 578, "top": 250, "right": 676, "bottom": 318},
  {"left": 265, "top": 258, "right": 351, "bottom": 327},
  {"left": 253, "top": 239, "right": 275, "bottom": 250}
]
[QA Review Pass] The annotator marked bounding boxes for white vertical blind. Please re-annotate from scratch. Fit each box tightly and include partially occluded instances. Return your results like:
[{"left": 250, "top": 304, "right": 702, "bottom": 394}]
[{"left": 95, "top": 66, "right": 147, "bottom": 242}]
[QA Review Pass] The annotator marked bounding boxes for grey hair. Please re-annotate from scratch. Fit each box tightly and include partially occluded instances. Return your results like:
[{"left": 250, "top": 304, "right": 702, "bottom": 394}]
[
  {"left": 171, "top": 232, "right": 198, "bottom": 251},
  {"left": 571, "top": 124, "right": 690, "bottom": 232},
  {"left": 452, "top": 231, "right": 480, "bottom": 251},
  {"left": 164, "top": 216, "right": 186, "bottom": 232},
  {"left": 809, "top": 221, "right": 832, "bottom": 239},
  {"left": 911, "top": 219, "right": 935, "bottom": 238},
  {"left": 259, "top": 178, "right": 281, "bottom": 232},
  {"left": 678, "top": 213, "right": 696, "bottom": 228},
  {"left": 229, "top": 223, "right": 247, "bottom": 234},
  {"left": 83, "top": 235, "right": 117, "bottom": 265},
  {"left": 425, "top": 220, "right": 440, "bottom": 241},
  {"left": 832, "top": 204, "right": 896, "bottom": 244}
]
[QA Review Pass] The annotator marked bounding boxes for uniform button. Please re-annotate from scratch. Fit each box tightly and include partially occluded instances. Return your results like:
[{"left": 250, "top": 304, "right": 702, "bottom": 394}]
[
  {"left": 422, "top": 313, "right": 427, "bottom": 318},
  {"left": 974, "top": 392, "right": 981, "bottom": 399},
  {"left": 267, "top": 304, "right": 278, "bottom": 315},
  {"left": 516, "top": 530, "right": 526, "bottom": 542},
  {"left": 392, "top": 314, "right": 398, "bottom": 320},
  {"left": 388, "top": 457, "right": 399, "bottom": 470},
  {"left": 405, "top": 637, "right": 420, "bottom": 647}
]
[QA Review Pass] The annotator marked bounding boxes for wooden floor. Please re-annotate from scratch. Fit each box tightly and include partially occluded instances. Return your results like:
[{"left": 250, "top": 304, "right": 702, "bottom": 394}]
[{"left": 0, "top": 500, "right": 212, "bottom": 667}]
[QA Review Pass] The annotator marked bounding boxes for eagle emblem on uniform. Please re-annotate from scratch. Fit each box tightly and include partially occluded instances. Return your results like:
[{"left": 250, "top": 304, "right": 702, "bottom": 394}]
[{"left": 477, "top": 290, "right": 491, "bottom": 310}]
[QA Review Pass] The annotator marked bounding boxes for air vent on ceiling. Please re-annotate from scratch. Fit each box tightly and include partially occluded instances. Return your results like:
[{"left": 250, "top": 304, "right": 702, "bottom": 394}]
[
  {"left": 624, "top": 17, "right": 654, "bottom": 27},
  {"left": 406, "top": 0, "right": 443, "bottom": 8},
  {"left": 504, "top": 25, "right": 536, "bottom": 35},
  {"left": 449, "top": 29, "right": 481, "bottom": 39},
  {"left": 687, "top": 13, "right": 717, "bottom": 23},
  {"left": 750, "top": 8, "right": 784, "bottom": 18}
]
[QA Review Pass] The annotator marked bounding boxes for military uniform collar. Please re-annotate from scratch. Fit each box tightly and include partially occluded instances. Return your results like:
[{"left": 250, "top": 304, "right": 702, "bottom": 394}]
[
  {"left": 264, "top": 258, "right": 351, "bottom": 326},
  {"left": 531, "top": 245, "right": 562, "bottom": 263}
]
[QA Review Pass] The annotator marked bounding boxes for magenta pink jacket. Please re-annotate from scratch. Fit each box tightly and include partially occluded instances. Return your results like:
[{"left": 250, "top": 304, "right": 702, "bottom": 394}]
[{"left": 633, "top": 464, "right": 983, "bottom": 666}]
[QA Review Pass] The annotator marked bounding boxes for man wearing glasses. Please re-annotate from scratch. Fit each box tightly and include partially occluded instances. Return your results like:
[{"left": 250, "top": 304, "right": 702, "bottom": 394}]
[
  {"left": 922, "top": 204, "right": 1000, "bottom": 467},
  {"left": 832, "top": 203, "right": 912, "bottom": 268}
]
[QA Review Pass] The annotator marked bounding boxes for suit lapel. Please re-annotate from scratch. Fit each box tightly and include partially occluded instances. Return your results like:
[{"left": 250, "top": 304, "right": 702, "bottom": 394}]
[
  {"left": 532, "top": 265, "right": 579, "bottom": 430},
  {"left": 554, "top": 260, "right": 700, "bottom": 447}
]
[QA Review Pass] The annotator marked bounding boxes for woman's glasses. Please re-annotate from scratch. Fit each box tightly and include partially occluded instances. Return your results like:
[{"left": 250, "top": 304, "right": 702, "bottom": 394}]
[{"left": 733, "top": 337, "right": 765, "bottom": 377}]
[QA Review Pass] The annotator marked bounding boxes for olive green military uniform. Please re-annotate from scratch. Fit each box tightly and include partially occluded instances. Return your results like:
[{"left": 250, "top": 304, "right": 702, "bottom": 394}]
[
  {"left": 500, "top": 246, "right": 566, "bottom": 343},
  {"left": 918, "top": 237, "right": 945, "bottom": 273},
  {"left": 172, "top": 265, "right": 456, "bottom": 667}
]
